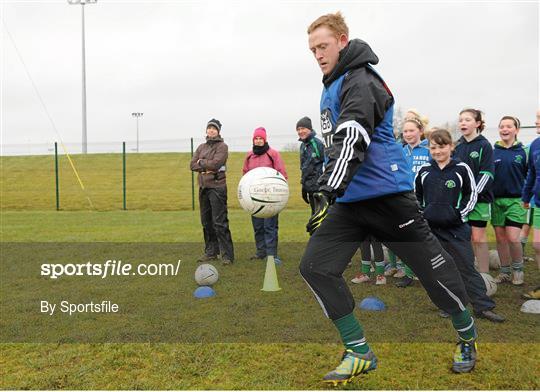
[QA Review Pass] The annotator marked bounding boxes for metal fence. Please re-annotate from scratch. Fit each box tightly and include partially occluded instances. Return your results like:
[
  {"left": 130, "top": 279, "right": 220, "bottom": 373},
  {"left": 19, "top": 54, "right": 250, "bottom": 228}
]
[
  {"left": 1, "top": 139, "right": 304, "bottom": 212},
  {"left": 2, "top": 127, "right": 537, "bottom": 211}
]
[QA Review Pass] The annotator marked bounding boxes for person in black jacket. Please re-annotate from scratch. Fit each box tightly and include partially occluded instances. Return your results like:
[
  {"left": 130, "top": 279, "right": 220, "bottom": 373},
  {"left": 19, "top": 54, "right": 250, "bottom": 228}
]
[
  {"left": 416, "top": 129, "right": 504, "bottom": 323},
  {"left": 454, "top": 108, "right": 493, "bottom": 274},
  {"left": 296, "top": 116, "right": 325, "bottom": 214},
  {"left": 300, "top": 12, "right": 477, "bottom": 383}
]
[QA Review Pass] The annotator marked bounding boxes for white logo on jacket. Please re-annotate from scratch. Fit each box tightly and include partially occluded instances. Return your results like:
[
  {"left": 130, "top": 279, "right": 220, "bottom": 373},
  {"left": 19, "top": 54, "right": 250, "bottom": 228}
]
[
  {"left": 320, "top": 109, "right": 334, "bottom": 148},
  {"left": 398, "top": 219, "right": 414, "bottom": 228}
]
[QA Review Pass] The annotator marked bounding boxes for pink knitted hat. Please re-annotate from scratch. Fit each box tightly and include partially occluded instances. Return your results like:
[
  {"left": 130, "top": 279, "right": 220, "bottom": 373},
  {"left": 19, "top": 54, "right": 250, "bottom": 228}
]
[{"left": 253, "top": 127, "right": 267, "bottom": 142}]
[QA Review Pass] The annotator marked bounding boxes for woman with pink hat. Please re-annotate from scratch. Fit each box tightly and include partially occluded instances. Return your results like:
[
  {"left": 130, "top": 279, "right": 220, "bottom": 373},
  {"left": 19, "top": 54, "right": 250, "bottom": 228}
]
[{"left": 242, "top": 127, "right": 288, "bottom": 264}]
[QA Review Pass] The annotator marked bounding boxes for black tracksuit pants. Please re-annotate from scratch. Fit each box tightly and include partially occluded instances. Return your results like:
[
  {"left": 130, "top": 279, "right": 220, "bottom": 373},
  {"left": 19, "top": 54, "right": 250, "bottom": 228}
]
[
  {"left": 300, "top": 192, "right": 470, "bottom": 320},
  {"left": 431, "top": 224, "right": 495, "bottom": 313},
  {"left": 199, "top": 187, "right": 234, "bottom": 261}
]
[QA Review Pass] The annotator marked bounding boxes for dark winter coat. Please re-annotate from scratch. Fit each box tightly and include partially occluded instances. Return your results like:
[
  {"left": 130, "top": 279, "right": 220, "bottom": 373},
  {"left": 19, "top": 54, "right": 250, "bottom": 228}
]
[
  {"left": 299, "top": 131, "right": 324, "bottom": 192},
  {"left": 190, "top": 136, "right": 228, "bottom": 188}
]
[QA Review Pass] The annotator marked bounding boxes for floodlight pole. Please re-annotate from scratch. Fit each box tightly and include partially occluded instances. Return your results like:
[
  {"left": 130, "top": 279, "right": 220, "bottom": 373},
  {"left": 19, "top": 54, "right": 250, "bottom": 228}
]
[
  {"left": 132, "top": 112, "right": 143, "bottom": 152},
  {"left": 68, "top": 0, "right": 97, "bottom": 154},
  {"left": 81, "top": 3, "right": 87, "bottom": 154}
]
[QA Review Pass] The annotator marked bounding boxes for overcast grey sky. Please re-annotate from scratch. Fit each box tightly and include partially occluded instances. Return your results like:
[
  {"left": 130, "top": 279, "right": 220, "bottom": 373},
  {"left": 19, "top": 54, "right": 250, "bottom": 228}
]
[{"left": 1, "top": 0, "right": 539, "bottom": 148}]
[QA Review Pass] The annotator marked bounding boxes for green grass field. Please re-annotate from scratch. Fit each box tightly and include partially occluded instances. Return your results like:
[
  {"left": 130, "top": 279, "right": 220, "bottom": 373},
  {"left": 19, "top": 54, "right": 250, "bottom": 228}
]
[
  {"left": 1, "top": 153, "right": 539, "bottom": 390},
  {"left": 0, "top": 152, "right": 303, "bottom": 211}
]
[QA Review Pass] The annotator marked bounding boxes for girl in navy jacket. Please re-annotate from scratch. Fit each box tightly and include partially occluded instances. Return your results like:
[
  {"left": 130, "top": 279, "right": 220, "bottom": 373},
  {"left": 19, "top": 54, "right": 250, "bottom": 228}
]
[
  {"left": 415, "top": 129, "right": 504, "bottom": 322},
  {"left": 492, "top": 116, "right": 528, "bottom": 286},
  {"left": 454, "top": 108, "right": 493, "bottom": 274}
]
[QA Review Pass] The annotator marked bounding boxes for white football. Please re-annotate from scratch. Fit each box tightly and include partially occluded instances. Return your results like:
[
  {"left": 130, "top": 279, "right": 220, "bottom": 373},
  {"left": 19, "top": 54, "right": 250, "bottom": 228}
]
[
  {"left": 489, "top": 250, "right": 501, "bottom": 270},
  {"left": 195, "top": 264, "right": 219, "bottom": 286},
  {"left": 480, "top": 272, "right": 497, "bottom": 297},
  {"left": 237, "top": 167, "right": 289, "bottom": 218},
  {"left": 520, "top": 299, "right": 540, "bottom": 314}
]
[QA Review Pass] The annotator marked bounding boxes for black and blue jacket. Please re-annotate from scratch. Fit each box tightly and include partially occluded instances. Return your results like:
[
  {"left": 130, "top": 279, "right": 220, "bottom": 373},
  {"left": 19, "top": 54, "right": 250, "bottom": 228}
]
[
  {"left": 317, "top": 39, "right": 412, "bottom": 202},
  {"left": 453, "top": 134, "right": 494, "bottom": 204},
  {"left": 493, "top": 141, "right": 528, "bottom": 198},
  {"left": 522, "top": 137, "right": 540, "bottom": 205},
  {"left": 415, "top": 158, "right": 477, "bottom": 228},
  {"left": 299, "top": 131, "right": 325, "bottom": 193}
]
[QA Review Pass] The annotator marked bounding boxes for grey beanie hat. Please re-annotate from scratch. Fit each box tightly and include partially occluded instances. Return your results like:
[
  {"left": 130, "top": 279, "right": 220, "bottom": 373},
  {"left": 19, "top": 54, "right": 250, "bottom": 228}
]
[
  {"left": 207, "top": 118, "right": 222, "bottom": 132},
  {"left": 296, "top": 116, "right": 313, "bottom": 131}
]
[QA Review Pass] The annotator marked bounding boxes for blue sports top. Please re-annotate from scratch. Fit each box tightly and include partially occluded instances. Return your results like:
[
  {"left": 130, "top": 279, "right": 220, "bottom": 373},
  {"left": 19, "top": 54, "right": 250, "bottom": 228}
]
[{"left": 403, "top": 140, "right": 431, "bottom": 178}]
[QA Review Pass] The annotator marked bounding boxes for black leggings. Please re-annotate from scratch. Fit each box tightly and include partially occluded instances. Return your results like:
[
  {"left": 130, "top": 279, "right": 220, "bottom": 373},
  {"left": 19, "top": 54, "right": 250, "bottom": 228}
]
[{"left": 360, "top": 236, "right": 384, "bottom": 262}]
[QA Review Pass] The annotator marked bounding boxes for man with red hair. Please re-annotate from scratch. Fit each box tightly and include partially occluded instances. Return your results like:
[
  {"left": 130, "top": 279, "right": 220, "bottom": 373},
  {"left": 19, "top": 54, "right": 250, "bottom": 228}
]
[{"left": 300, "top": 12, "right": 478, "bottom": 384}]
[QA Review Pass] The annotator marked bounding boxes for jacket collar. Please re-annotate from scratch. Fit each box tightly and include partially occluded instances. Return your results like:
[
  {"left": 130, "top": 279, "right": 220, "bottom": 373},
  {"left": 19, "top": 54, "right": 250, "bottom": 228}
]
[
  {"left": 206, "top": 135, "right": 223, "bottom": 144},
  {"left": 322, "top": 39, "right": 379, "bottom": 88}
]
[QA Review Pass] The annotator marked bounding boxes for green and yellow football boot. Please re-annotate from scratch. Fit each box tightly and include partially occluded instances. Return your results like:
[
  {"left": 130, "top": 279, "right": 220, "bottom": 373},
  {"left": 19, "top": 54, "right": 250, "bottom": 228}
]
[{"left": 322, "top": 349, "right": 377, "bottom": 386}]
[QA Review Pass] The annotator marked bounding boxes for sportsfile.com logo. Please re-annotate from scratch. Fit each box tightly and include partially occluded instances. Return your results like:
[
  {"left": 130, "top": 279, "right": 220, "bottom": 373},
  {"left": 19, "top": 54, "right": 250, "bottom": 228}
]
[{"left": 40, "top": 259, "right": 182, "bottom": 279}]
